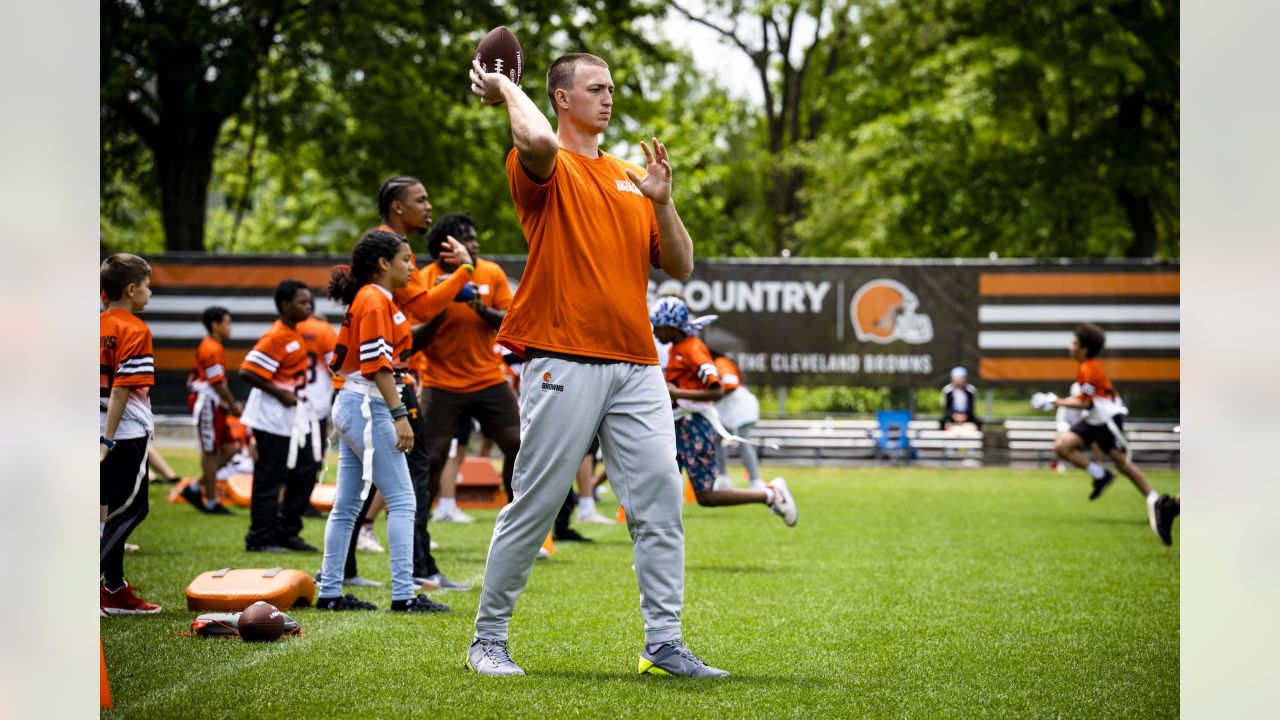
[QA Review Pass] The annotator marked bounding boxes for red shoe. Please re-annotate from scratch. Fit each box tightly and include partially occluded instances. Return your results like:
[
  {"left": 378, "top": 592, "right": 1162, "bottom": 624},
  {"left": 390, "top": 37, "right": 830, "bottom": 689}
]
[{"left": 101, "top": 582, "right": 162, "bottom": 615}]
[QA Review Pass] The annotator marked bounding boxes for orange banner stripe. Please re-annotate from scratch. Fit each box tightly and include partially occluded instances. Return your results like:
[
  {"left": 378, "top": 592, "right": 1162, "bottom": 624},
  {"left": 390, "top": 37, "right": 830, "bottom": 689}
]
[
  {"left": 980, "top": 357, "right": 1180, "bottom": 382},
  {"left": 154, "top": 347, "right": 249, "bottom": 372},
  {"left": 151, "top": 264, "right": 333, "bottom": 288},
  {"left": 979, "top": 272, "right": 1179, "bottom": 296}
]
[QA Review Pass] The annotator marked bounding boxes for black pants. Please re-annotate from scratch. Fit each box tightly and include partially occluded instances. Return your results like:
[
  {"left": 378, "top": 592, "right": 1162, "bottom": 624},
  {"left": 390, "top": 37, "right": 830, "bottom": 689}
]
[
  {"left": 554, "top": 489, "right": 577, "bottom": 535},
  {"left": 245, "top": 430, "right": 320, "bottom": 547},
  {"left": 404, "top": 385, "right": 439, "bottom": 578},
  {"left": 100, "top": 436, "right": 150, "bottom": 588}
]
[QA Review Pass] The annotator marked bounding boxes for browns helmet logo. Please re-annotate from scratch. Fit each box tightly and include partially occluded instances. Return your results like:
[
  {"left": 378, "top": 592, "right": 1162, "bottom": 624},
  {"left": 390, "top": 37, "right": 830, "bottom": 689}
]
[
  {"left": 543, "top": 371, "right": 552, "bottom": 382},
  {"left": 850, "top": 279, "right": 934, "bottom": 345}
]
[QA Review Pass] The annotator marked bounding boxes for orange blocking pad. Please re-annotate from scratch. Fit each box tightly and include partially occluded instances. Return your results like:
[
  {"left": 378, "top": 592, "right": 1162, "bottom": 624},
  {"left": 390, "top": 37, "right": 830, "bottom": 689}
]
[
  {"left": 310, "top": 483, "right": 336, "bottom": 512},
  {"left": 456, "top": 457, "right": 507, "bottom": 509},
  {"left": 186, "top": 567, "right": 316, "bottom": 612},
  {"left": 225, "top": 474, "right": 254, "bottom": 508}
]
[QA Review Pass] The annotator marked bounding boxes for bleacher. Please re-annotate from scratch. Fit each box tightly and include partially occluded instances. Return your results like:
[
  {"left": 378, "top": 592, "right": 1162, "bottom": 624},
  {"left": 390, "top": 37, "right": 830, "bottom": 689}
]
[{"left": 1001, "top": 418, "right": 1181, "bottom": 468}]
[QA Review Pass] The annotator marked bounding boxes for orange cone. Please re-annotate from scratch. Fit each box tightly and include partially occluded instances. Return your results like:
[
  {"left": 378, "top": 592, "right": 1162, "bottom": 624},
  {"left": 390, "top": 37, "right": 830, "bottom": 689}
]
[
  {"left": 541, "top": 532, "right": 556, "bottom": 556},
  {"left": 100, "top": 638, "right": 112, "bottom": 709},
  {"left": 615, "top": 504, "right": 626, "bottom": 523},
  {"left": 684, "top": 478, "right": 697, "bottom": 504}
]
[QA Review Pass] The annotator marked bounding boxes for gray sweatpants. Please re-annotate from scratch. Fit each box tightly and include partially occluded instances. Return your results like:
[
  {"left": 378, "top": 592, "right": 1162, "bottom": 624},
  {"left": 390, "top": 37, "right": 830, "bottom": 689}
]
[{"left": 473, "top": 356, "right": 685, "bottom": 645}]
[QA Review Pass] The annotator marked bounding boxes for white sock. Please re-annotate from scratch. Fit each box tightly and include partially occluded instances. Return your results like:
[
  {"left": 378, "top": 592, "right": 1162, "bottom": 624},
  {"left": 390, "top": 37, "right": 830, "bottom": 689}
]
[
  {"left": 763, "top": 487, "right": 776, "bottom": 506},
  {"left": 1085, "top": 462, "right": 1107, "bottom": 481},
  {"left": 1147, "top": 490, "right": 1159, "bottom": 501},
  {"left": 436, "top": 496, "right": 457, "bottom": 512},
  {"left": 578, "top": 496, "right": 596, "bottom": 513}
]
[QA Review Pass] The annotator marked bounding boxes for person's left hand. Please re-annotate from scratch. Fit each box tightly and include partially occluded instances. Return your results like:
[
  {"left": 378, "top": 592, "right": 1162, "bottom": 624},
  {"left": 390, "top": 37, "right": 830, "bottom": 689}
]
[
  {"left": 624, "top": 138, "right": 673, "bottom": 205},
  {"left": 100, "top": 442, "right": 109, "bottom": 463},
  {"left": 467, "top": 297, "right": 487, "bottom": 315}
]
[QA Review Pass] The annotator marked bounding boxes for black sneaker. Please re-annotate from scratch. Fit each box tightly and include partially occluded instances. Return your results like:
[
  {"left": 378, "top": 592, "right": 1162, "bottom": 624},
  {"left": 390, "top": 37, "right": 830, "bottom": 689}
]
[
  {"left": 280, "top": 536, "right": 319, "bottom": 553},
  {"left": 389, "top": 594, "right": 450, "bottom": 613},
  {"left": 181, "top": 483, "right": 212, "bottom": 513},
  {"left": 317, "top": 593, "right": 377, "bottom": 611},
  {"left": 1154, "top": 494, "right": 1179, "bottom": 546},
  {"left": 205, "top": 501, "right": 234, "bottom": 515},
  {"left": 245, "top": 543, "right": 287, "bottom": 553},
  {"left": 554, "top": 528, "right": 593, "bottom": 542},
  {"left": 1088, "top": 470, "right": 1114, "bottom": 501}
]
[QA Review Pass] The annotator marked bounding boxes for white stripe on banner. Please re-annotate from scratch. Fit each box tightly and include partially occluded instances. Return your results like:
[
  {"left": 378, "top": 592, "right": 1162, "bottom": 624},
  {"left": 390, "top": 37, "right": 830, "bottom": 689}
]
[
  {"left": 146, "top": 295, "right": 348, "bottom": 317},
  {"left": 145, "top": 321, "right": 341, "bottom": 341},
  {"left": 978, "top": 331, "right": 1181, "bottom": 350},
  {"left": 978, "top": 305, "right": 1180, "bottom": 323}
]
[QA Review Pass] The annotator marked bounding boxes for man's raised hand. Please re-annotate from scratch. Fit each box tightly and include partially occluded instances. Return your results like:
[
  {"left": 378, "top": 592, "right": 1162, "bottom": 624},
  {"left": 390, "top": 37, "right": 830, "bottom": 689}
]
[
  {"left": 470, "top": 59, "right": 508, "bottom": 106},
  {"left": 624, "top": 138, "right": 673, "bottom": 205}
]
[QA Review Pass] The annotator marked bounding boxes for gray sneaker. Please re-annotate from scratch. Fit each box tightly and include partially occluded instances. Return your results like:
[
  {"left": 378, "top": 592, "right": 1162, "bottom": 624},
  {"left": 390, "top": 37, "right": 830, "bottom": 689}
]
[
  {"left": 465, "top": 638, "right": 525, "bottom": 676},
  {"left": 639, "top": 640, "right": 729, "bottom": 678},
  {"left": 421, "top": 572, "right": 472, "bottom": 591}
]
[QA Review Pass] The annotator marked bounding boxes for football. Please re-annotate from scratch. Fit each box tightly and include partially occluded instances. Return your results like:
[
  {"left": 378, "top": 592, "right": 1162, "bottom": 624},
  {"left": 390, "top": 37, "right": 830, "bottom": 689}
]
[
  {"left": 238, "top": 601, "right": 286, "bottom": 643},
  {"left": 474, "top": 26, "right": 523, "bottom": 85}
]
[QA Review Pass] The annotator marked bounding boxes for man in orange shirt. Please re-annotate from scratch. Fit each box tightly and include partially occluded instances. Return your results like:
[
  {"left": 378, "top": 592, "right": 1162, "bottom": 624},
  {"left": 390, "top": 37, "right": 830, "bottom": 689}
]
[
  {"left": 416, "top": 212, "right": 520, "bottom": 531},
  {"left": 182, "top": 306, "right": 242, "bottom": 514},
  {"left": 465, "top": 53, "right": 725, "bottom": 678}
]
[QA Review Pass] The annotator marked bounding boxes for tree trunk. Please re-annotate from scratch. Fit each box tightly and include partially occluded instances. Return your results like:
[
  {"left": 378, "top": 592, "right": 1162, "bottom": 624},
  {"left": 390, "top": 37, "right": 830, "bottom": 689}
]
[
  {"left": 1117, "top": 187, "right": 1157, "bottom": 257},
  {"left": 155, "top": 122, "right": 221, "bottom": 253},
  {"left": 1115, "top": 90, "right": 1157, "bottom": 257}
]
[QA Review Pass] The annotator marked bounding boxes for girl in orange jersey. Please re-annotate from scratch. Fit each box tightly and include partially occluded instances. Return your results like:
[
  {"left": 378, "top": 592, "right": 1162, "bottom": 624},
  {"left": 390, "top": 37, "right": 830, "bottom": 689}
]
[{"left": 317, "top": 230, "right": 466, "bottom": 612}]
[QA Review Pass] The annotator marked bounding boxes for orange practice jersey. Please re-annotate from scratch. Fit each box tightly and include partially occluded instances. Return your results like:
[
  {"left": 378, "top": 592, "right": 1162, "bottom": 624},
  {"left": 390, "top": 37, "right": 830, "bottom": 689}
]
[
  {"left": 190, "top": 336, "right": 228, "bottom": 389},
  {"left": 498, "top": 147, "right": 662, "bottom": 363},
  {"left": 331, "top": 284, "right": 413, "bottom": 380},
  {"left": 713, "top": 356, "right": 742, "bottom": 392},
  {"left": 242, "top": 321, "right": 308, "bottom": 390},
  {"left": 418, "top": 258, "right": 514, "bottom": 393},
  {"left": 664, "top": 335, "right": 721, "bottom": 391},
  {"left": 298, "top": 316, "right": 338, "bottom": 409},
  {"left": 100, "top": 309, "right": 155, "bottom": 439},
  {"left": 1074, "top": 359, "right": 1117, "bottom": 405},
  {"left": 380, "top": 223, "right": 474, "bottom": 324}
]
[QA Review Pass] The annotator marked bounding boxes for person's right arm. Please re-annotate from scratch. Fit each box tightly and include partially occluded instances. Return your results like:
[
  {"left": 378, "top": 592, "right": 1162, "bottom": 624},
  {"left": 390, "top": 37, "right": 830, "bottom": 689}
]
[
  {"left": 470, "top": 59, "right": 558, "bottom": 181},
  {"left": 371, "top": 368, "right": 414, "bottom": 453},
  {"left": 238, "top": 368, "right": 297, "bottom": 407}
]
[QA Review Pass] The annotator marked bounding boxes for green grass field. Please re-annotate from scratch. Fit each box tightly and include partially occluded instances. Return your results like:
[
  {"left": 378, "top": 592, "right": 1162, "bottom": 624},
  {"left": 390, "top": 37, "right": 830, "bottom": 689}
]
[{"left": 102, "top": 452, "right": 1178, "bottom": 719}]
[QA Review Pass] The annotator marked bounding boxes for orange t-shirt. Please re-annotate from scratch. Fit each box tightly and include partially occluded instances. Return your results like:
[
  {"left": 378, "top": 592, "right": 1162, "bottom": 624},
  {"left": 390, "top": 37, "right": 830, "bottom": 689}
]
[
  {"left": 381, "top": 223, "right": 474, "bottom": 324},
  {"left": 190, "top": 336, "right": 227, "bottom": 390},
  {"left": 664, "top": 335, "right": 720, "bottom": 391},
  {"left": 498, "top": 146, "right": 662, "bottom": 363},
  {"left": 298, "top": 316, "right": 338, "bottom": 410},
  {"left": 331, "top": 284, "right": 413, "bottom": 381},
  {"left": 417, "top": 258, "right": 514, "bottom": 393},
  {"left": 100, "top": 308, "right": 154, "bottom": 439},
  {"left": 713, "top": 356, "right": 742, "bottom": 392},
  {"left": 241, "top": 321, "right": 308, "bottom": 389},
  {"left": 1075, "top": 358, "right": 1117, "bottom": 405}
]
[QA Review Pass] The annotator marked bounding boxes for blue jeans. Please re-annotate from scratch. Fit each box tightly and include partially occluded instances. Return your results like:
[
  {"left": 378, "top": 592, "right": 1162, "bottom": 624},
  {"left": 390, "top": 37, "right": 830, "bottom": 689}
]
[{"left": 319, "top": 389, "right": 416, "bottom": 601}]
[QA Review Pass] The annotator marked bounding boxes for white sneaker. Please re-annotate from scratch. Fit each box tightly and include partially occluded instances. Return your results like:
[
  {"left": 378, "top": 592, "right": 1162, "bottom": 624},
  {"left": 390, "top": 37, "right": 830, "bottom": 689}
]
[
  {"left": 712, "top": 474, "right": 735, "bottom": 491},
  {"left": 432, "top": 505, "right": 476, "bottom": 524},
  {"left": 767, "top": 477, "right": 798, "bottom": 527},
  {"left": 356, "top": 525, "right": 385, "bottom": 553},
  {"left": 576, "top": 508, "right": 616, "bottom": 525},
  {"left": 536, "top": 547, "right": 550, "bottom": 560},
  {"left": 747, "top": 479, "right": 767, "bottom": 491}
]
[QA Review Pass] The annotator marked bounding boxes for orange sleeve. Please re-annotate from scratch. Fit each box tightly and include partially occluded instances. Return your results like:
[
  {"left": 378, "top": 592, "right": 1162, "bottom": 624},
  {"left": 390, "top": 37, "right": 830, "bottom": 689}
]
[
  {"left": 396, "top": 266, "right": 473, "bottom": 323},
  {"left": 688, "top": 340, "right": 721, "bottom": 388},
  {"left": 198, "top": 342, "right": 227, "bottom": 384},
  {"left": 715, "top": 357, "right": 740, "bottom": 391},
  {"left": 113, "top": 323, "right": 154, "bottom": 388},
  {"left": 506, "top": 147, "right": 556, "bottom": 212},
  {"left": 1076, "top": 362, "right": 1102, "bottom": 401},
  {"left": 242, "top": 333, "right": 283, "bottom": 380},
  {"left": 356, "top": 300, "right": 396, "bottom": 377}
]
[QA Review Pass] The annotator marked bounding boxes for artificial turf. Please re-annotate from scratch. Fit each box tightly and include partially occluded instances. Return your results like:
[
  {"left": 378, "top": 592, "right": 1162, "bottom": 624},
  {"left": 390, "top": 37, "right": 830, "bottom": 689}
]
[{"left": 101, "top": 452, "right": 1179, "bottom": 719}]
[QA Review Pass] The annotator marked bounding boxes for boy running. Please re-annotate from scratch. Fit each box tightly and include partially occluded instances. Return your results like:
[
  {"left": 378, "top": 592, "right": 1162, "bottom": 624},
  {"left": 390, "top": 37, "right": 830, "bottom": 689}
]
[
  {"left": 100, "top": 253, "right": 161, "bottom": 615},
  {"left": 183, "top": 306, "right": 241, "bottom": 514},
  {"left": 651, "top": 297, "right": 797, "bottom": 525},
  {"left": 1051, "top": 323, "right": 1167, "bottom": 539}
]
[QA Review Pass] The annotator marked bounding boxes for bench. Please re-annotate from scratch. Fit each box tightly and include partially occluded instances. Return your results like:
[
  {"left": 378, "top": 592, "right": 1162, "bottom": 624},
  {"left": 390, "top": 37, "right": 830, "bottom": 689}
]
[
  {"left": 743, "top": 418, "right": 983, "bottom": 467},
  {"left": 1002, "top": 418, "right": 1180, "bottom": 467}
]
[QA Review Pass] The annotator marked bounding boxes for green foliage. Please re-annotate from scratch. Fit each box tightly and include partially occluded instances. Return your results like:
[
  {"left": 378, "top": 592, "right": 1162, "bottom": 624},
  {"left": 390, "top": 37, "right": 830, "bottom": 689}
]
[{"left": 103, "top": 457, "right": 1179, "bottom": 718}]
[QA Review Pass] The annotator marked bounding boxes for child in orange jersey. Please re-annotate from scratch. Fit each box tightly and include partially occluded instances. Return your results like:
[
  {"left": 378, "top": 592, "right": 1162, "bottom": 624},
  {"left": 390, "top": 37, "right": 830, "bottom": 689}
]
[
  {"left": 182, "top": 305, "right": 242, "bottom": 514},
  {"left": 1051, "top": 323, "right": 1169, "bottom": 542},
  {"left": 650, "top": 296, "right": 796, "bottom": 527},
  {"left": 99, "top": 253, "right": 161, "bottom": 615}
]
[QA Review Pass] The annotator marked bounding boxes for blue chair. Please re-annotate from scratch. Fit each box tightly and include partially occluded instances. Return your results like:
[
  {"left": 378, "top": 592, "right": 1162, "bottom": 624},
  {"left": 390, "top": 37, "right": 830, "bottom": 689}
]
[{"left": 875, "top": 409, "right": 914, "bottom": 465}]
